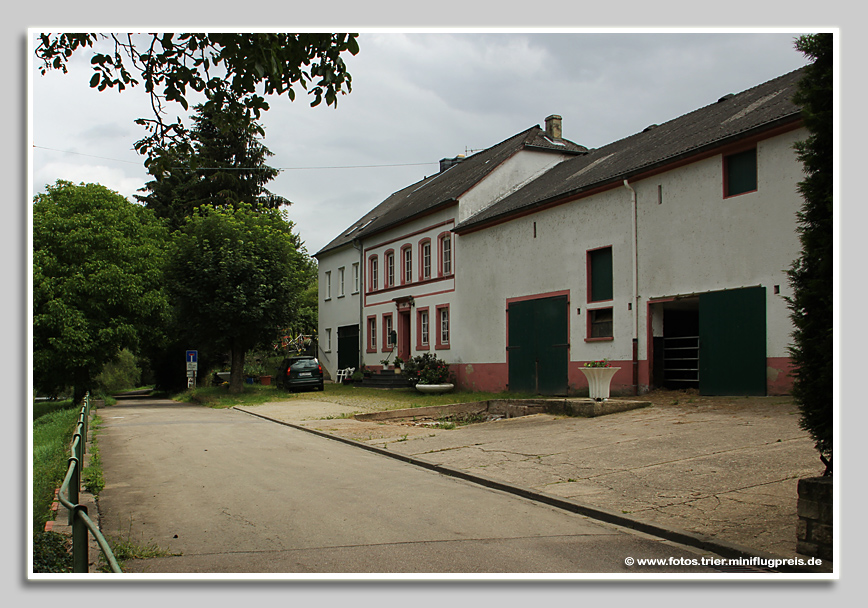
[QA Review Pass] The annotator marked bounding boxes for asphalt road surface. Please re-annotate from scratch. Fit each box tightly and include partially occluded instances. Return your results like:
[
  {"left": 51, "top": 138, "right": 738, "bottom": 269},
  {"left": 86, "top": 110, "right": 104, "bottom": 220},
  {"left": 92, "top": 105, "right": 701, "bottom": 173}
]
[{"left": 96, "top": 398, "right": 722, "bottom": 576}]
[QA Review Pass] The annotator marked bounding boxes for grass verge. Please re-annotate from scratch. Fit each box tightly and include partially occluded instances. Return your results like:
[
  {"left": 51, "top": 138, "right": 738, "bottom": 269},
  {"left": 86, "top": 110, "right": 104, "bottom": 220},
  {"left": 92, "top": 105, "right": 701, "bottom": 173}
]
[
  {"left": 32, "top": 401, "right": 78, "bottom": 573},
  {"left": 174, "top": 380, "right": 539, "bottom": 411}
]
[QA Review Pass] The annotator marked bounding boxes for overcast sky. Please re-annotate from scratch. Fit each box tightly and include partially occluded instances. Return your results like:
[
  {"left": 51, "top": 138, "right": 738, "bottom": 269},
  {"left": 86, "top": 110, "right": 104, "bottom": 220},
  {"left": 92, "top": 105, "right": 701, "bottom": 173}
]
[{"left": 29, "top": 31, "right": 813, "bottom": 256}]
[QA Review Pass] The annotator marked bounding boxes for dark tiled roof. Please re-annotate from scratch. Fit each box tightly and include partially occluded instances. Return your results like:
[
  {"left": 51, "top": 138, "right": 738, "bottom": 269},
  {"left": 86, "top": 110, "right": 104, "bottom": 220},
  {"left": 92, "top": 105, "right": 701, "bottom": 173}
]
[
  {"left": 454, "top": 67, "right": 806, "bottom": 233},
  {"left": 315, "top": 126, "right": 587, "bottom": 256}
]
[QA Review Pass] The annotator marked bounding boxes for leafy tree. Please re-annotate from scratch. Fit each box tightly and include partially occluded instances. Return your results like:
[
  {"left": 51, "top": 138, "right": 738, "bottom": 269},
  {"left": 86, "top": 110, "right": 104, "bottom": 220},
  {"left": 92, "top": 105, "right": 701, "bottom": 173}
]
[
  {"left": 136, "top": 99, "right": 288, "bottom": 231},
  {"left": 787, "top": 33, "right": 834, "bottom": 476},
  {"left": 166, "top": 205, "right": 313, "bottom": 393},
  {"left": 34, "top": 33, "right": 359, "bottom": 173},
  {"left": 33, "top": 181, "right": 171, "bottom": 404}
]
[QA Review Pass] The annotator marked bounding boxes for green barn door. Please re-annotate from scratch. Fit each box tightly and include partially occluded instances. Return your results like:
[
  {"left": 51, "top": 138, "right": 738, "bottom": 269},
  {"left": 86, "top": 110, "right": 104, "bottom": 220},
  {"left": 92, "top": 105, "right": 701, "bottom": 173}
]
[
  {"left": 508, "top": 296, "right": 568, "bottom": 395},
  {"left": 698, "top": 287, "right": 766, "bottom": 396}
]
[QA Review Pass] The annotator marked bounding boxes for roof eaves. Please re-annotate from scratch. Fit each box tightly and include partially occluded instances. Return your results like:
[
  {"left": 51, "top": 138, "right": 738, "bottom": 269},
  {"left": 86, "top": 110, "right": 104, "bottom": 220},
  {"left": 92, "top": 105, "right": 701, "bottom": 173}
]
[{"left": 454, "top": 112, "right": 802, "bottom": 235}]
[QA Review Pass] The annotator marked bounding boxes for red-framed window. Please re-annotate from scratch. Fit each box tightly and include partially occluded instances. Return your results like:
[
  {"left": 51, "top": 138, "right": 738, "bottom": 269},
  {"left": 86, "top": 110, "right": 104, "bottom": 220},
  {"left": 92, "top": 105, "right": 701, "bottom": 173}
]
[
  {"left": 587, "top": 246, "right": 613, "bottom": 303},
  {"left": 369, "top": 255, "right": 379, "bottom": 292},
  {"left": 436, "top": 304, "right": 450, "bottom": 349},
  {"left": 419, "top": 239, "right": 432, "bottom": 281},
  {"left": 382, "top": 313, "right": 394, "bottom": 351},
  {"left": 366, "top": 316, "right": 378, "bottom": 353},
  {"left": 416, "top": 307, "right": 430, "bottom": 350},
  {"left": 384, "top": 249, "right": 395, "bottom": 288},
  {"left": 438, "top": 233, "right": 453, "bottom": 277},
  {"left": 401, "top": 245, "right": 413, "bottom": 285},
  {"left": 586, "top": 306, "right": 614, "bottom": 341}
]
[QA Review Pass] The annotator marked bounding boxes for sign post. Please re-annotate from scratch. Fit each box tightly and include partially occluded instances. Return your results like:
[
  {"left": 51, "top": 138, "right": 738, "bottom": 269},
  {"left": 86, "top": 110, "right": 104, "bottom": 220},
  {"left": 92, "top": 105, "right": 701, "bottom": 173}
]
[{"left": 186, "top": 350, "right": 198, "bottom": 388}]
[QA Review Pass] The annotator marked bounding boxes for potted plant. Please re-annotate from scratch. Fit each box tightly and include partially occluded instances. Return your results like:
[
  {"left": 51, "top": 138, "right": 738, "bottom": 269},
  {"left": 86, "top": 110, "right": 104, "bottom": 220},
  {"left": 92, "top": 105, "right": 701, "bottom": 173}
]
[
  {"left": 393, "top": 356, "right": 404, "bottom": 374},
  {"left": 402, "top": 353, "right": 454, "bottom": 393},
  {"left": 580, "top": 359, "right": 620, "bottom": 401}
]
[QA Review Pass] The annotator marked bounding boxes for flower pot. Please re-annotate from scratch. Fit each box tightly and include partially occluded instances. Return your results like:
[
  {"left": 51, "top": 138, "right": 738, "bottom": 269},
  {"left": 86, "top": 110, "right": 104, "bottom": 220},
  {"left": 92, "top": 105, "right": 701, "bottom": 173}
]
[
  {"left": 580, "top": 367, "right": 620, "bottom": 401},
  {"left": 259, "top": 375, "right": 272, "bottom": 386},
  {"left": 416, "top": 383, "right": 454, "bottom": 394}
]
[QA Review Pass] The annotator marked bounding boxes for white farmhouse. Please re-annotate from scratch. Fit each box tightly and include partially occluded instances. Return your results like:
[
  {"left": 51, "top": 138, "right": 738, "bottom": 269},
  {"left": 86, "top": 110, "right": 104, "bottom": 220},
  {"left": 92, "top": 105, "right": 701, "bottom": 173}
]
[{"left": 315, "top": 68, "right": 809, "bottom": 397}]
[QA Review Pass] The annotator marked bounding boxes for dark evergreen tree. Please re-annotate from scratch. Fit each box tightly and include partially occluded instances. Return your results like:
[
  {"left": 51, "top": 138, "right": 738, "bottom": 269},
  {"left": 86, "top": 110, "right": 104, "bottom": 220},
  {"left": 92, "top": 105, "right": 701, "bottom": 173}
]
[
  {"left": 136, "top": 99, "right": 289, "bottom": 230},
  {"left": 787, "top": 33, "right": 834, "bottom": 476},
  {"left": 134, "top": 145, "right": 198, "bottom": 231}
]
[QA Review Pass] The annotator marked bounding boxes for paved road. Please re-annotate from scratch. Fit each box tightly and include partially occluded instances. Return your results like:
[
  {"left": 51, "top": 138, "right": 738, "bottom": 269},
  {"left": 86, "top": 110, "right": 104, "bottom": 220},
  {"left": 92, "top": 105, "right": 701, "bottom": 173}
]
[{"left": 96, "top": 398, "right": 721, "bottom": 575}]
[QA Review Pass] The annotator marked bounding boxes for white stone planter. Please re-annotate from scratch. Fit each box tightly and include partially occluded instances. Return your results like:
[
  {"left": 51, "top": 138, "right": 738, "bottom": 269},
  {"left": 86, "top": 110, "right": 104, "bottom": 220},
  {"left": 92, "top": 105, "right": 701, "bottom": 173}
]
[
  {"left": 580, "top": 367, "right": 620, "bottom": 401},
  {"left": 416, "top": 383, "right": 454, "bottom": 394}
]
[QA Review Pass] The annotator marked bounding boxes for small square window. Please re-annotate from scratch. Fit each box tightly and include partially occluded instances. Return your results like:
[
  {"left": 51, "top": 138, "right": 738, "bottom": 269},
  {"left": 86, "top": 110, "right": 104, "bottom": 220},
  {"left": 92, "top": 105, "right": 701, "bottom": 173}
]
[{"left": 589, "top": 308, "right": 613, "bottom": 339}]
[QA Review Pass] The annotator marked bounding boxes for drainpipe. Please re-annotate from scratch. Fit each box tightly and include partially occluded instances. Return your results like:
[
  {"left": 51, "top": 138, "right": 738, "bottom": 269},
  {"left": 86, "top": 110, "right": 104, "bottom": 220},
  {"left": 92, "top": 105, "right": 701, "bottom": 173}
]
[
  {"left": 353, "top": 238, "right": 364, "bottom": 371},
  {"left": 623, "top": 179, "right": 640, "bottom": 395}
]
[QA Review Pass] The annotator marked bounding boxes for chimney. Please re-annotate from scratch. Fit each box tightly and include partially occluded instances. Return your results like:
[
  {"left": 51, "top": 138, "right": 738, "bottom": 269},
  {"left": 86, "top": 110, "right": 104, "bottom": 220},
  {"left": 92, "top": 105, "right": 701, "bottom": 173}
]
[
  {"left": 545, "top": 114, "right": 563, "bottom": 140},
  {"left": 439, "top": 155, "right": 465, "bottom": 173}
]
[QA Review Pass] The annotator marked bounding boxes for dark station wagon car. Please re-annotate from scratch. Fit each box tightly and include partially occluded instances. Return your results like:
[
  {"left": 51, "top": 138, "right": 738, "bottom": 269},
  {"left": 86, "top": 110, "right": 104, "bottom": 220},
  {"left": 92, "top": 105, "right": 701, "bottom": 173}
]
[{"left": 276, "top": 356, "right": 324, "bottom": 392}]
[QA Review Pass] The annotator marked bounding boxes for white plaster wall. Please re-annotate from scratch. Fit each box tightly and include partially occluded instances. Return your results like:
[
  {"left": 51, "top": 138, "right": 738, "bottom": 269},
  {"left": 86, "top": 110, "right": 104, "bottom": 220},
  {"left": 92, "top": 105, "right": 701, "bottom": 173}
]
[
  {"left": 316, "top": 244, "right": 362, "bottom": 378},
  {"left": 455, "top": 127, "right": 807, "bottom": 366},
  {"left": 458, "top": 149, "right": 570, "bottom": 223},
  {"left": 455, "top": 186, "right": 635, "bottom": 366},
  {"left": 634, "top": 128, "right": 806, "bottom": 357}
]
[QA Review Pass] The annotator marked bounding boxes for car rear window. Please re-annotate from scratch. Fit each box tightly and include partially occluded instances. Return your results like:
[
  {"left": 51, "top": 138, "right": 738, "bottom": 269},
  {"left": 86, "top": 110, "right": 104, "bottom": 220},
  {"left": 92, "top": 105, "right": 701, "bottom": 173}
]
[{"left": 290, "top": 359, "right": 318, "bottom": 370}]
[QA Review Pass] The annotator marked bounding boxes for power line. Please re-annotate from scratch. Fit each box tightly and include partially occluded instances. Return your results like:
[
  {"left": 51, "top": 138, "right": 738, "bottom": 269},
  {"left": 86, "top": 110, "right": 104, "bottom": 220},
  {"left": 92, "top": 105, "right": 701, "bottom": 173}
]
[
  {"left": 32, "top": 145, "right": 141, "bottom": 165},
  {"left": 33, "top": 144, "right": 438, "bottom": 171}
]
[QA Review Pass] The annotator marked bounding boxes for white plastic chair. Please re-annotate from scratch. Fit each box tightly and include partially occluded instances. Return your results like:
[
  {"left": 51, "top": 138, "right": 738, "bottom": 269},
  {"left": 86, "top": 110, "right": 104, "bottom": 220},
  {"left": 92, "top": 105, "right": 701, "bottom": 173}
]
[{"left": 335, "top": 367, "right": 355, "bottom": 383}]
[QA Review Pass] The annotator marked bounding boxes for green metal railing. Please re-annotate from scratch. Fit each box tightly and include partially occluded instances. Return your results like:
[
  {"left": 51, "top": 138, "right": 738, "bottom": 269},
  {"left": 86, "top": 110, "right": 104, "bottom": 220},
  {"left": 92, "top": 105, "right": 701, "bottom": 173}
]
[{"left": 57, "top": 393, "right": 121, "bottom": 573}]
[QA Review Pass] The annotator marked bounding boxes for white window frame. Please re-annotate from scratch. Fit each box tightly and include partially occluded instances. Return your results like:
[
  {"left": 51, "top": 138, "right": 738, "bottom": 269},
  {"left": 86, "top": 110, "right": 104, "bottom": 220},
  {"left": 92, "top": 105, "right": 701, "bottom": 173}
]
[
  {"left": 338, "top": 266, "right": 345, "bottom": 297},
  {"left": 352, "top": 263, "right": 359, "bottom": 294},
  {"left": 403, "top": 246, "right": 412, "bottom": 284},
  {"left": 325, "top": 271, "right": 331, "bottom": 300},
  {"left": 441, "top": 236, "right": 452, "bottom": 276},
  {"left": 422, "top": 241, "right": 431, "bottom": 280},
  {"left": 439, "top": 307, "right": 450, "bottom": 345},
  {"left": 386, "top": 251, "right": 395, "bottom": 287}
]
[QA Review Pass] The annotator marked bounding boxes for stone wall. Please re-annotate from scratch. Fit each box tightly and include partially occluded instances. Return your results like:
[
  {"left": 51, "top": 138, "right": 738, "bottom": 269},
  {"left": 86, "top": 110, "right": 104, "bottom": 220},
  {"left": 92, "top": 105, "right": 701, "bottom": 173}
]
[{"left": 796, "top": 476, "right": 833, "bottom": 561}]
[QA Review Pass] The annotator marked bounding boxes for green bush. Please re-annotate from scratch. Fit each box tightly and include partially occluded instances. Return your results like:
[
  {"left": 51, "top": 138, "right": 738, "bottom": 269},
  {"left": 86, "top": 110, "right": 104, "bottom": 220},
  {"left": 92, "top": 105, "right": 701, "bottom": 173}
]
[
  {"left": 401, "top": 353, "right": 454, "bottom": 385},
  {"left": 33, "top": 530, "right": 73, "bottom": 573},
  {"left": 95, "top": 348, "right": 142, "bottom": 394}
]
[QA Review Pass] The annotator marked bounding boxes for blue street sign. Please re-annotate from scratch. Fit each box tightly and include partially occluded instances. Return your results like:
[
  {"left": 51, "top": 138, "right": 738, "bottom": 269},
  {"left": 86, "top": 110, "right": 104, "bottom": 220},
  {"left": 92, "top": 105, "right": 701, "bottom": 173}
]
[{"left": 186, "top": 350, "right": 198, "bottom": 364}]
